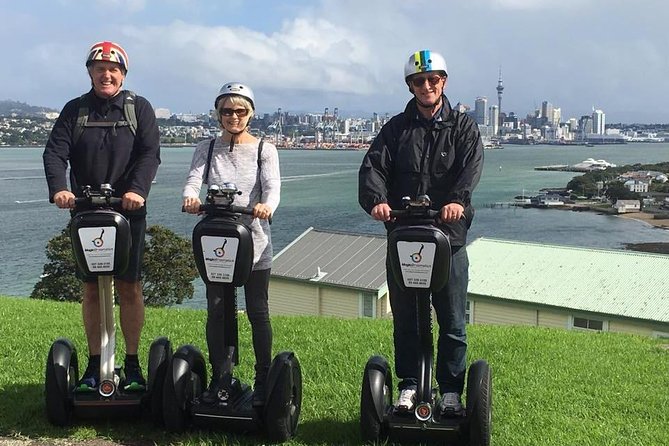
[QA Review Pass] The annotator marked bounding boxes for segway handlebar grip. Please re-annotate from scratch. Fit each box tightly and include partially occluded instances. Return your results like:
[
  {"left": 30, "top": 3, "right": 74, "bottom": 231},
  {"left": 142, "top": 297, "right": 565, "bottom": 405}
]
[
  {"left": 73, "top": 196, "right": 123, "bottom": 210},
  {"left": 183, "top": 204, "right": 271, "bottom": 224}
]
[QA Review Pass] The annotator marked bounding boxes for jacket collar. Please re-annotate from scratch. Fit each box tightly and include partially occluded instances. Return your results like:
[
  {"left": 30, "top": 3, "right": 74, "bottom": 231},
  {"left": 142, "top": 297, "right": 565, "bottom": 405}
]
[
  {"left": 87, "top": 88, "right": 125, "bottom": 111},
  {"left": 404, "top": 95, "right": 454, "bottom": 128}
]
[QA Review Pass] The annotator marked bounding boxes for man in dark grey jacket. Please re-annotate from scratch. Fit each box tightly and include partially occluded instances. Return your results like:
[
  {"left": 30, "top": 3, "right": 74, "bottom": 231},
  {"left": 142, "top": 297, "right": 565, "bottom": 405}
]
[
  {"left": 358, "top": 49, "right": 483, "bottom": 417},
  {"left": 43, "top": 41, "right": 160, "bottom": 391}
]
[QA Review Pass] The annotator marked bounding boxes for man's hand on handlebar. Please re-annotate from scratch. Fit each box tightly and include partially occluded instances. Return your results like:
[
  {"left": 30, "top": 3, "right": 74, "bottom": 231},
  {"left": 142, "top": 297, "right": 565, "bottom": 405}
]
[
  {"left": 253, "top": 203, "right": 272, "bottom": 220},
  {"left": 371, "top": 203, "right": 392, "bottom": 222},
  {"left": 183, "top": 197, "right": 202, "bottom": 214},
  {"left": 53, "top": 190, "right": 76, "bottom": 209},
  {"left": 122, "top": 192, "right": 145, "bottom": 211},
  {"left": 440, "top": 203, "right": 464, "bottom": 223}
]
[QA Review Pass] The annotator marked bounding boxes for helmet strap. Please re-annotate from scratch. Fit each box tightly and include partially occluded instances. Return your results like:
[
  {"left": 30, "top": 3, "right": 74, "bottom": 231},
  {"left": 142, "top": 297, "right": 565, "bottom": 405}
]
[{"left": 415, "top": 95, "right": 443, "bottom": 112}]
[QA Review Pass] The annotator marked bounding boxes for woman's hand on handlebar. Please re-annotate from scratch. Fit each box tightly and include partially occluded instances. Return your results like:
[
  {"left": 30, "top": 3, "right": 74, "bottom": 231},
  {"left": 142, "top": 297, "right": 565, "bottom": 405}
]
[
  {"left": 54, "top": 190, "right": 76, "bottom": 209},
  {"left": 253, "top": 203, "right": 272, "bottom": 220},
  {"left": 371, "top": 203, "right": 392, "bottom": 222},
  {"left": 183, "top": 197, "right": 202, "bottom": 214},
  {"left": 440, "top": 202, "right": 464, "bottom": 223}
]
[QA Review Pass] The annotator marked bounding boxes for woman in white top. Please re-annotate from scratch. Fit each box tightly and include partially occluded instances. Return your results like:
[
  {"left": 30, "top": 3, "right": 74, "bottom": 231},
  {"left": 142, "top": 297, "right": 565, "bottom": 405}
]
[{"left": 182, "top": 82, "right": 281, "bottom": 406}]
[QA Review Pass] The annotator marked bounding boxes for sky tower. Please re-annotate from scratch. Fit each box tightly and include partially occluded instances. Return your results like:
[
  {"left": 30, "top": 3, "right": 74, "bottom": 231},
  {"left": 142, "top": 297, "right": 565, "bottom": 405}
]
[{"left": 496, "top": 67, "right": 504, "bottom": 135}]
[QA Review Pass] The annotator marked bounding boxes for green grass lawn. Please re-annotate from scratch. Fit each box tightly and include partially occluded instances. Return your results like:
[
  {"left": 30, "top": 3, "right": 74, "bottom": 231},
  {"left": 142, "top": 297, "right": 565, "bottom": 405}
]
[{"left": 0, "top": 295, "right": 667, "bottom": 445}]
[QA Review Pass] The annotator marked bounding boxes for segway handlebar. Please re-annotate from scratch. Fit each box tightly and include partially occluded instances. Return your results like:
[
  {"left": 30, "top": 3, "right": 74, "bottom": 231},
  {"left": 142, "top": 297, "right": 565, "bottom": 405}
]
[
  {"left": 388, "top": 195, "right": 466, "bottom": 225},
  {"left": 73, "top": 184, "right": 123, "bottom": 211},
  {"left": 183, "top": 183, "right": 272, "bottom": 223}
]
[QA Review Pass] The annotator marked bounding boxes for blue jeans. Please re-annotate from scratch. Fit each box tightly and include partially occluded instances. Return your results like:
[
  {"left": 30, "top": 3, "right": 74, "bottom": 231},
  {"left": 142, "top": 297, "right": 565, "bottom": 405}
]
[{"left": 388, "top": 246, "right": 469, "bottom": 394}]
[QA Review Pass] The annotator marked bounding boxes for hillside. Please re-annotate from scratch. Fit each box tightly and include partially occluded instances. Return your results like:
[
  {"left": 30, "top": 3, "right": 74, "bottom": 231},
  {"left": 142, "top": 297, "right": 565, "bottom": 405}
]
[
  {"left": 0, "top": 296, "right": 667, "bottom": 445},
  {"left": 0, "top": 99, "right": 57, "bottom": 117}
]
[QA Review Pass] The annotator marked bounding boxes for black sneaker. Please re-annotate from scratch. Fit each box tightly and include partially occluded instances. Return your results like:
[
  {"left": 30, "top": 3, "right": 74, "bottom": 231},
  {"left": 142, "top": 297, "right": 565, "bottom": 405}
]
[
  {"left": 201, "top": 376, "right": 222, "bottom": 404},
  {"left": 123, "top": 361, "right": 146, "bottom": 391},
  {"left": 438, "top": 392, "right": 464, "bottom": 417},
  {"left": 75, "top": 363, "right": 99, "bottom": 392},
  {"left": 252, "top": 379, "right": 266, "bottom": 407}
]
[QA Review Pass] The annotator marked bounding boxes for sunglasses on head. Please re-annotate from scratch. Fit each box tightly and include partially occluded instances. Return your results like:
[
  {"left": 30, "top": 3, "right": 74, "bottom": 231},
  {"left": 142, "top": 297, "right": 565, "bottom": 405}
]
[
  {"left": 219, "top": 108, "right": 249, "bottom": 117},
  {"left": 409, "top": 75, "right": 444, "bottom": 88}
]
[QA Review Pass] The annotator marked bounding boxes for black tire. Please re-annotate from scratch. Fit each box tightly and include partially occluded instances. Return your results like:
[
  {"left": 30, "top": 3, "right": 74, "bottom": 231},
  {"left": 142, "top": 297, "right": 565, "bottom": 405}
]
[
  {"left": 45, "top": 338, "right": 78, "bottom": 426},
  {"left": 466, "top": 360, "right": 492, "bottom": 446},
  {"left": 162, "top": 344, "right": 206, "bottom": 433},
  {"left": 360, "top": 355, "right": 392, "bottom": 443},
  {"left": 263, "top": 352, "right": 302, "bottom": 443},
  {"left": 147, "top": 337, "right": 172, "bottom": 426}
]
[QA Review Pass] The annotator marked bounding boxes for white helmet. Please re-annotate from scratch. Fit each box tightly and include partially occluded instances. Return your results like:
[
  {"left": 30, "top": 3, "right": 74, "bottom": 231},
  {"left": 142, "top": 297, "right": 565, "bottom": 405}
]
[
  {"left": 404, "top": 50, "right": 448, "bottom": 81},
  {"left": 214, "top": 82, "right": 255, "bottom": 110}
]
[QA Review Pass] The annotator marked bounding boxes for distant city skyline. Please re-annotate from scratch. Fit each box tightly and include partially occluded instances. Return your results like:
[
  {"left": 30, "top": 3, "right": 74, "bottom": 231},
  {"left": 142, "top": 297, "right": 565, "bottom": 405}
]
[{"left": 1, "top": 1, "right": 668, "bottom": 123}]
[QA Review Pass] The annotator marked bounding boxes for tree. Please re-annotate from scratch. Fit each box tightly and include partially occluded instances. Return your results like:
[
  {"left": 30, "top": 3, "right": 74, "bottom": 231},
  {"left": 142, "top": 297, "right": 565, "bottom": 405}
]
[
  {"left": 604, "top": 181, "right": 639, "bottom": 202},
  {"left": 142, "top": 225, "right": 199, "bottom": 306},
  {"left": 31, "top": 228, "right": 82, "bottom": 302},
  {"left": 31, "top": 224, "right": 199, "bottom": 307}
]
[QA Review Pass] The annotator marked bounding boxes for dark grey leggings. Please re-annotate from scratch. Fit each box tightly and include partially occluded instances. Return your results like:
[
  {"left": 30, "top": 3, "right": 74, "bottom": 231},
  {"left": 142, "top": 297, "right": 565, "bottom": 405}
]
[{"left": 205, "top": 269, "right": 273, "bottom": 381}]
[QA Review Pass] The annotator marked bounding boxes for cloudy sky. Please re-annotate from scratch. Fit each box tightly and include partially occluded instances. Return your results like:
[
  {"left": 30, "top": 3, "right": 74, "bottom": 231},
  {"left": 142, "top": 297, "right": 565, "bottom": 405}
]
[{"left": 2, "top": 0, "right": 668, "bottom": 123}]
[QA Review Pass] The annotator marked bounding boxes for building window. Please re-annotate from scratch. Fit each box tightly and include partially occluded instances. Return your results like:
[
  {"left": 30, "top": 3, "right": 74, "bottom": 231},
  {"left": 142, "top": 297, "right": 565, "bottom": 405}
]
[
  {"left": 465, "top": 300, "right": 473, "bottom": 324},
  {"left": 361, "top": 293, "right": 376, "bottom": 318},
  {"left": 572, "top": 316, "right": 605, "bottom": 331}
]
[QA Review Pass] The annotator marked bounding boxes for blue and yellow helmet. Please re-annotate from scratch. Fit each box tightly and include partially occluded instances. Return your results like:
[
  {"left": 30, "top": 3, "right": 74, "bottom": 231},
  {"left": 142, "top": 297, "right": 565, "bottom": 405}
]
[{"left": 404, "top": 50, "right": 448, "bottom": 81}]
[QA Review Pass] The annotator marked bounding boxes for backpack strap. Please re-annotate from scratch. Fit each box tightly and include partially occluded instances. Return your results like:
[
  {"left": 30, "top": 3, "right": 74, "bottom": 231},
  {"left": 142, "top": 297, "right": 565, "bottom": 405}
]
[
  {"left": 73, "top": 93, "right": 90, "bottom": 145},
  {"left": 203, "top": 138, "right": 263, "bottom": 186},
  {"left": 203, "top": 137, "right": 216, "bottom": 185},
  {"left": 123, "top": 90, "right": 138, "bottom": 137}
]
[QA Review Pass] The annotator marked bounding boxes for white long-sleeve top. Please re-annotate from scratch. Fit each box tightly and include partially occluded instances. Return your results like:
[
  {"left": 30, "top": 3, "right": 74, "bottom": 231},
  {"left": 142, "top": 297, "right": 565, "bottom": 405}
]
[{"left": 182, "top": 137, "right": 281, "bottom": 270}]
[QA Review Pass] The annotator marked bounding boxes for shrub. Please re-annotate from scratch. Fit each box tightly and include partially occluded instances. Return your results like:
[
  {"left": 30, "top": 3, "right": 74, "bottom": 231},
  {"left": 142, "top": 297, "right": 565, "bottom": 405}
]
[{"left": 31, "top": 224, "right": 198, "bottom": 307}]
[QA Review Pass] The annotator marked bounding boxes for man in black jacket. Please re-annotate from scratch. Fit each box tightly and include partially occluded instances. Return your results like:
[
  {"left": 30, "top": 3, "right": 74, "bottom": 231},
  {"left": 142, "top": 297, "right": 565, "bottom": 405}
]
[
  {"left": 358, "top": 49, "right": 483, "bottom": 417},
  {"left": 43, "top": 41, "right": 160, "bottom": 391}
]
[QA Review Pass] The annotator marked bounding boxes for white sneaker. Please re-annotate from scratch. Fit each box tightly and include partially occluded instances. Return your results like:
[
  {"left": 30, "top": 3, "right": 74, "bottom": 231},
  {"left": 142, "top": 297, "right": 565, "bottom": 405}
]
[{"left": 394, "top": 388, "right": 417, "bottom": 412}]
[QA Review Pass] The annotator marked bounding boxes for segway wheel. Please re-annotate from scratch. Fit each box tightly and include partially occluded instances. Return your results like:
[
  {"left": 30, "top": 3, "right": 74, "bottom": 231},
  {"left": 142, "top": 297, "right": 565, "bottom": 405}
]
[
  {"left": 263, "top": 351, "right": 302, "bottom": 443},
  {"left": 45, "top": 338, "right": 78, "bottom": 426},
  {"left": 466, "top": 360, "right": 492, "bottom": 446},
  {"left": 147, "top": 337, "right": 172, "bottom": 426},
  {"left": 360, "top": 355, "right": 392, "bottom": 442},
  {"left": 162, "top": 344, "right": 206, "bottom": 433}
]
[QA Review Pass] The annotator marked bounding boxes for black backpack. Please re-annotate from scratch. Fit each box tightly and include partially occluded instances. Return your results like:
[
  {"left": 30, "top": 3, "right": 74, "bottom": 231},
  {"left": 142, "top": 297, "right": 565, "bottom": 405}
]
[{"left": 73, "top": 90, "right": 138, "bottom": 145}]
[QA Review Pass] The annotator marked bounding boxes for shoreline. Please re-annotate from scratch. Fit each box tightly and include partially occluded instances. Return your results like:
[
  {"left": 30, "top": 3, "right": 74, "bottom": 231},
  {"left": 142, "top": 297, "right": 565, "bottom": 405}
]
[{"left": 554, "top": 203, "right": 669, "bottom": 254}]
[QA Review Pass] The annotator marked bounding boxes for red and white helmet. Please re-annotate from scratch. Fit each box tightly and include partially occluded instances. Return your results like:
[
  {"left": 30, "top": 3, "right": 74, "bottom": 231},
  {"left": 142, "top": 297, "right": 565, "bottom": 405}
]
[{"left": 85, "top": 41, "right": 129, "bottom": 72}]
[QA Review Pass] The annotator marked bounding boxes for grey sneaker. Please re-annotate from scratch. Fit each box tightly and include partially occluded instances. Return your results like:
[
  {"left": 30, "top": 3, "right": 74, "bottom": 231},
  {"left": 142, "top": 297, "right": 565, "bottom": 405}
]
[
  {"left": 394, "top": 387, "right": 417, "bottom": 412},
  {"left": 439, "top": 392, "right": 464, "bottom": 417}
]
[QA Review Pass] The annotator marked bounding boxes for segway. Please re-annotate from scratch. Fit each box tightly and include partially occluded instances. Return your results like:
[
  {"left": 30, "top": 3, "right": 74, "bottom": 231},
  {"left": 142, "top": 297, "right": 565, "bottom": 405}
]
[
  {"left": 163, "top": 183, "right": 302, "bottom": 442},
  {"left": 45, "top": 184, "right": 172, "bottom": 426},
  {"left": 360, "top": 195, "right": 492, "bottom": 445}
]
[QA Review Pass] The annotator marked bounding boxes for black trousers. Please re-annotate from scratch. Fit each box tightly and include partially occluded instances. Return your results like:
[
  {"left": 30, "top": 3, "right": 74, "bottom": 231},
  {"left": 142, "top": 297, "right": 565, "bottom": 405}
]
[{"left": 205, "top": 268, "right": 273, "bottom": 382}]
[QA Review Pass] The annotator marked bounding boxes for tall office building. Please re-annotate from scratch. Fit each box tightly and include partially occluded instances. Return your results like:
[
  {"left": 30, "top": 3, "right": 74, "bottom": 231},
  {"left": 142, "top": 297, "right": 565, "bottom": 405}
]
[
  {"left": 490, "top": 105, "right": 499, "bottom": 136},
  {"left": 541, "top": 101, "right": 554, "bottom": 121},
  {"left": 474, "top": 97, "right": 488, "bottom": 126},
  {"left": 592, "top": 109, "right": 605, "bottom": 134}
]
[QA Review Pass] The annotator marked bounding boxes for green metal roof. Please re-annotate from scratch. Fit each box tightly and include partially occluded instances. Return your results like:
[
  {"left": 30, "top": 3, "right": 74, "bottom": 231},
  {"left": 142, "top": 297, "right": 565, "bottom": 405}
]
[{"left": 467, "top": 237, "right": 669, "bottom": 323}]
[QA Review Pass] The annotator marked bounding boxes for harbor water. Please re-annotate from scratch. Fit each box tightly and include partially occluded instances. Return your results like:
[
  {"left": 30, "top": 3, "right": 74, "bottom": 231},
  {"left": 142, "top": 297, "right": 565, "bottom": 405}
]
[{"left": 2, "top": 142, "right": 669, "bottom": 308}]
